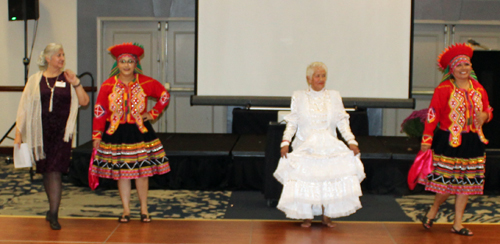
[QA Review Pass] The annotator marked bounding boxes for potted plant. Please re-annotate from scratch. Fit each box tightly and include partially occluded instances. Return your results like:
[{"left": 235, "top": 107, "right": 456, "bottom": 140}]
[{"left": 400, "top": 108, "right": 427, "bottom": 139}]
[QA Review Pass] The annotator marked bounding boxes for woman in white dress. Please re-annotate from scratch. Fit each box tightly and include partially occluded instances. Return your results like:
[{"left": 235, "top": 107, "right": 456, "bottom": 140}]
[{"left": 274, "top": 62, "right": 365, "bottom": 228}]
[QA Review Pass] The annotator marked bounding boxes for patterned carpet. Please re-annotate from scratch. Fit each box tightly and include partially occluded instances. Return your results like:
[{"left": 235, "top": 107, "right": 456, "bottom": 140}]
[
  {"left": 0, "top": 158, "right": 230, "bottom": 219},
  {"left": 397, "top": 194, "right": 500, "bottom": 224},
  {"left": 1, "top": 156, "right": 500, "bottom": 223}
]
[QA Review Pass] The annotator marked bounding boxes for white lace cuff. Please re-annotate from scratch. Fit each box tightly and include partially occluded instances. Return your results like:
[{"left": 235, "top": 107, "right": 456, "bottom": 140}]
[
  {"left": 280, "top": 141, "right": 290, "bottom": 148},
  {"left": 347, "top": 140, "right": 358, "bottom": 146}
]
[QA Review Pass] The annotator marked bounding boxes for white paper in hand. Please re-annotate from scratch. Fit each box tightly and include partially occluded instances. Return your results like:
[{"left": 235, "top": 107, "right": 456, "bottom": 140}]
[{"left": 14, "top": 143, "right": 33, "bottom": 168}]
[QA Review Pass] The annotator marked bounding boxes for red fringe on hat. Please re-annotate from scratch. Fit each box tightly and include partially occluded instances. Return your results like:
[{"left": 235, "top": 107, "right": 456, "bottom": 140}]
[{"left": 437, "top": 43, "right": 474, "bottom": 70}]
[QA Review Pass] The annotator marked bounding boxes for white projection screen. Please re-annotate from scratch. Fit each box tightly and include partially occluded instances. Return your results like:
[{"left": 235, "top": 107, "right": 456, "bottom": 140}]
[{"left": 194, "top": 0, "right": 414, "bottom": 108}]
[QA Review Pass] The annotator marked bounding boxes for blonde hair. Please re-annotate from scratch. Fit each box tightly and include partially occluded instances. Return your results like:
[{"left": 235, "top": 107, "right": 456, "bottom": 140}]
[
  {"left": 37, "top": 43, "right": 63, "bottom": 69},
  {"left": 306, "top": 62, "right": 328, "bottom": 79}
]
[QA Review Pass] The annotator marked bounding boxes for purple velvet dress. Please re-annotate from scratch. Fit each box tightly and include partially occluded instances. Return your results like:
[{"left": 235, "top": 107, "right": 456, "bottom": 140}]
[{"left": 36, "top": 74, "right": 72, "bottom": 173}]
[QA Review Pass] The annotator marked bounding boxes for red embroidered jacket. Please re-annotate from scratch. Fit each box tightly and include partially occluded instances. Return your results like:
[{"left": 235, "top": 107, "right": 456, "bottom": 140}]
[
  {"left": 92, "top": 74, "right": 170, "bottom": 140},
  {"left": 422, "top": 79, "right": 493, "bottom": 147}
]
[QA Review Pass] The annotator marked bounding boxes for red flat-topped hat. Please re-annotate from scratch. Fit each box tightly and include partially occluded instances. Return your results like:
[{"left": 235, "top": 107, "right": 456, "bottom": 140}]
[
  {"left": 437, "top": 43, "right": 473, "bottom": 70},
  {"left": 107, "top": 42, "right": 144, "bottom": 77},
  {"left": 108, "top": 42, "right": 144, "bottom": 59}
]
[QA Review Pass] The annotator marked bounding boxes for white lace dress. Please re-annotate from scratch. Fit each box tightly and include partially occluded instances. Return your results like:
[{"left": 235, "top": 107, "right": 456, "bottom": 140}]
[{"left": 273, "top": 88, "right": 365, "bottom": 219}]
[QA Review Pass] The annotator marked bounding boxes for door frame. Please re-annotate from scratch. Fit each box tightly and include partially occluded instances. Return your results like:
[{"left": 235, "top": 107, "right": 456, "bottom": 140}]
[
  {"left": 96, "top": 17, "right": 226, "bottom": 133},
  {"left": 96, "top": 17, "right": 194, "bottom": 88}
]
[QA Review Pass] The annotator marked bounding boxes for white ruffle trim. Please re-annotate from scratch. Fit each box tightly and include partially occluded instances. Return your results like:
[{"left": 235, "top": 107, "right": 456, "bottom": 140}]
[
  {"left": 274, "top": 152, "right": 365, "bottom": 183},
  {"left": 273, "top": 127, "right": 365, "bottom": 219},
  {"left": 276, "top": 176, "right": 363, "bottom": 219}
]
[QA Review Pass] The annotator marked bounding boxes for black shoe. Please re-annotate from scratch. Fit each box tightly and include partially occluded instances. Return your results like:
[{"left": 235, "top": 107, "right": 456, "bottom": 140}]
[
  {"left": 46, "top": 211, "right": 61, "bottom": 230},
  {"left": 49, "top": 219, "right": 61, "bottom": 230}
]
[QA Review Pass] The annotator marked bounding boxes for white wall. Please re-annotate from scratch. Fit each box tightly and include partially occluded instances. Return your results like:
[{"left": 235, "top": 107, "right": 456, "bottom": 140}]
[{"left": 0, "top": 0, "right": 77, "bottom": 146}]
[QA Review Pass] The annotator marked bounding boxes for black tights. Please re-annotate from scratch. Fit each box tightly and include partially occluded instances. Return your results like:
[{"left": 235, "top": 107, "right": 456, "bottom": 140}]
[{"left": 43, "top": 171, "right": 62, "bottom": 220}]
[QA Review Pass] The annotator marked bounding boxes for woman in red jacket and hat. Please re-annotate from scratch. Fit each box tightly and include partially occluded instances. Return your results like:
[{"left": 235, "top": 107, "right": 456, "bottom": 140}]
[
  {"left": 419, "top": 43, "right": 493, "bottom": 236},
  {"left": 92, "top": 43, "right": 171, "bottom": 223}
]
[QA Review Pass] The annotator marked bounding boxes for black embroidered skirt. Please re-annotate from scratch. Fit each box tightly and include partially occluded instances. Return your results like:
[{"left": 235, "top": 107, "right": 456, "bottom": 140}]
[
  {"left": 424, "top": 129, "right": 486, "bottom": 195},
  {"left": 92, "top": 122, "right": 170, "bottom": 180}
]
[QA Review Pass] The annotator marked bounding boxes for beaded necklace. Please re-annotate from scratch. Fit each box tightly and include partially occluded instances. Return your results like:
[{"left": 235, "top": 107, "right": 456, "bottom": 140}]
[{"left": 45, "top": 73, "right": 61, "bottom": 112}]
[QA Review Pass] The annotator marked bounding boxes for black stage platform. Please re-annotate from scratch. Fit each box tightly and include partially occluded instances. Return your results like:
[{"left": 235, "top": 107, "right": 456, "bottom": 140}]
[
  {"left": 69, "top": 108, "right": 500, "bottom": 201},
  {"left": 69, "top": 130, "right": 500, "bottom": 199}
]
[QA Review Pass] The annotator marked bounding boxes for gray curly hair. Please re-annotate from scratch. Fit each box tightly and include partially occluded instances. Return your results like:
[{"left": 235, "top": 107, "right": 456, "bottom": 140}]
[
  {"left": 306, "top": 62, "right": 328, "bottom": 79},
  {"left": 37, "top": 43, "right": 63, "bottom": 69}
]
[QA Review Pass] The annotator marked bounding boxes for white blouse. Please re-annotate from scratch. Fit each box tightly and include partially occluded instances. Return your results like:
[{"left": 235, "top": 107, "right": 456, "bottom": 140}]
[{"left": 282, "top": 89, "right": 357, "bottom": 149}]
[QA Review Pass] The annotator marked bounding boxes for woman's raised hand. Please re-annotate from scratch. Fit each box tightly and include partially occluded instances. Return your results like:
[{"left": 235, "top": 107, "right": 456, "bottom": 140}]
[{"left": 64, "top": 69, "right": 79, "bottom": 86}]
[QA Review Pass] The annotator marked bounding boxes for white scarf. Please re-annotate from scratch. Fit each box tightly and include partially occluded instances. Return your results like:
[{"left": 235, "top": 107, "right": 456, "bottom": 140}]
[{"left": 16, "top": 71, "right": 79, "bottom": 162}]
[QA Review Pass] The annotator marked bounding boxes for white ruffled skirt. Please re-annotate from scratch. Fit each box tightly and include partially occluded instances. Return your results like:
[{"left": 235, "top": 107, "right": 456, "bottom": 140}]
[{"left": 273, "top": 131, "right": 365, "bottom": 219}]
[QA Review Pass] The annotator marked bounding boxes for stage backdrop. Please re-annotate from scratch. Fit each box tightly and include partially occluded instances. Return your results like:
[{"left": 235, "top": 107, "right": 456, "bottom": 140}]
[{"left": 195, "top": 0, "right": 413, "bottom": 106}]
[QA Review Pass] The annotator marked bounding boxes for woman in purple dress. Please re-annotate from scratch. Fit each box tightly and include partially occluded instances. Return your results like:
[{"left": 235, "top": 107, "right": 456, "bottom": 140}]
[{"left": 15, "top": 43, "right": 89, "bottom": 230}]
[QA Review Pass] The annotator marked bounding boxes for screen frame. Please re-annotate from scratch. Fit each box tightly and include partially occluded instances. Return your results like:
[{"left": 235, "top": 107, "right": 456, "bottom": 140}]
[{"left": 192, "top": 0, "right": 415, "bottom": 109}]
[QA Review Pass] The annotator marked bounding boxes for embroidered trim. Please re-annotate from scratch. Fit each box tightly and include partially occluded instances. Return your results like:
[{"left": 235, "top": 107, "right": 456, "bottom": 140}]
[
  {"left": 448, "top": 88, "right": 466, "bottom": 147},
  {"left": 92, "top": 131, "right": 102, "bottom": 140},
  {"left": 421, "top": 135, "right": 433, "bottom": 145},
  {"left": 129, "top": 78, "right": 148, "bottom": 133},
  {"left": 94, "top": 105, "right": 105, "bottom": 118},
  {"left": 106, "top": 77, "right": 126, "bottom": 135},
  {"left": 470, "top": 89, "right": 489, "bottom": 144},
  {"left": 427, "top": 107, "right": 436, "bottom": 123},
  {"left": 423, "top": 153, "right": 486, "bottom": 195}
]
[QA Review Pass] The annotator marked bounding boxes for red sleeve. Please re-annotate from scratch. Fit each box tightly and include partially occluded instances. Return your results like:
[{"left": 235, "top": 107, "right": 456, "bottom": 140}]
[
  {"left": 478, "top": 85, "right": 493, "bottom": 123},
  {"left": 421, "top": 85, "right": 449, "bottom": 146},
  {"left": 92, "top": 80, "right": 113, "bottom": 140},
  {"left": 140, "top": 76, "right": 170, "bottom": 120}
]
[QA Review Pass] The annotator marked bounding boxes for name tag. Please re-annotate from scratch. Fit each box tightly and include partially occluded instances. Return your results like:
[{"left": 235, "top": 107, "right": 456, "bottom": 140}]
[{"left": 55, "top": 81, "right": 66, "bottom": 88}]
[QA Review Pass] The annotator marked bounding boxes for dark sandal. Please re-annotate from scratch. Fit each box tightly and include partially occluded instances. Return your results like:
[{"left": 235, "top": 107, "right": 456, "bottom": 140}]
[
  {"left": 420, "top": 208, "right": 436, "bottom": 229},
  {"left": 140, "top": 214, "right": 152, "bottom": 223},
  {"left": 118, "top": 215, "right": 130, "bottom": 223},
  {"left": 451, "top": 227, "right": 473, "bottom": 236}
]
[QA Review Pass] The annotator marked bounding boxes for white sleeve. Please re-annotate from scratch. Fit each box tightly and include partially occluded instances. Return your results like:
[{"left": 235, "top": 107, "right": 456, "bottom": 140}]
[
  {"left": 333, "top": 91, "right": 358, "bottom": 145},
  {"left": 337, "top": 118, "right": 358, "bottom": 146},
  {"left": 282, "top": 93, "right": 299, "bottom": 145}
]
